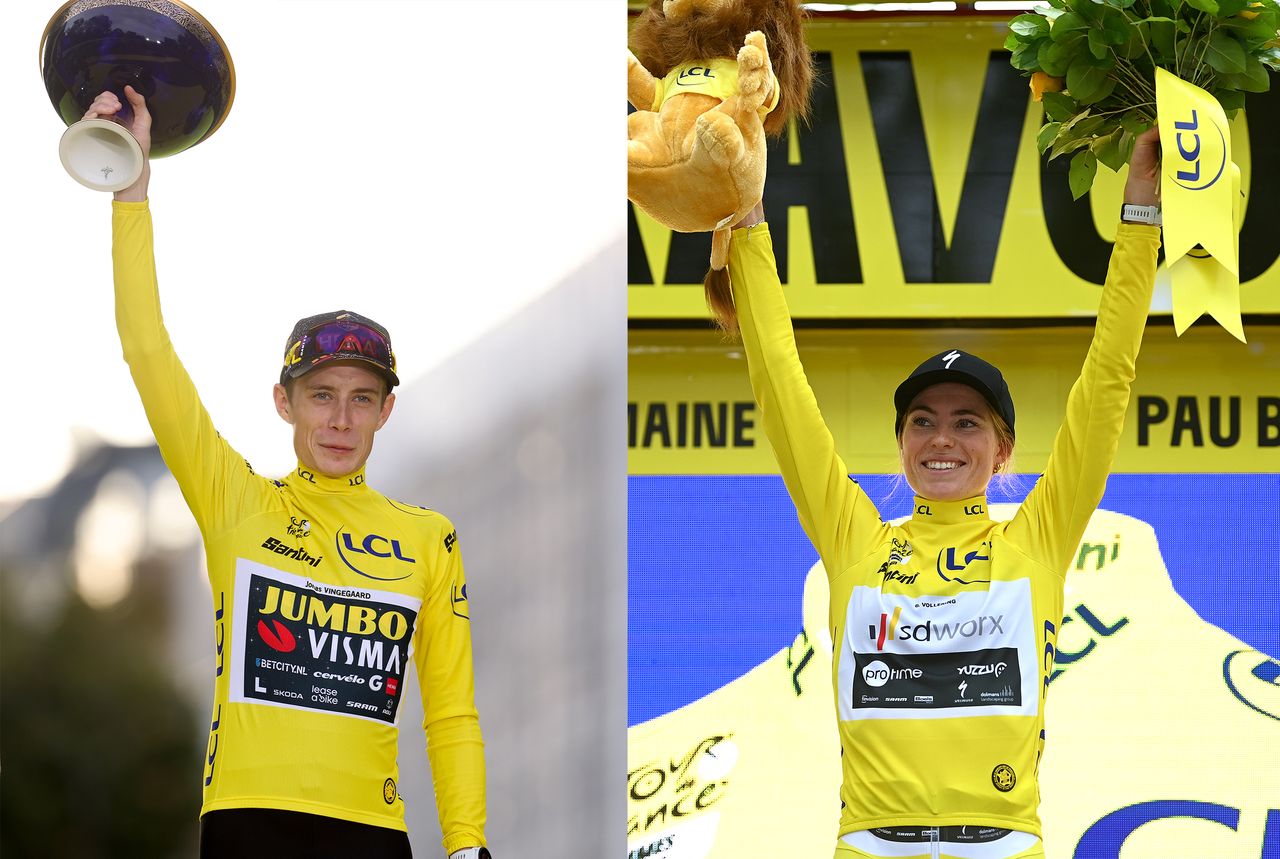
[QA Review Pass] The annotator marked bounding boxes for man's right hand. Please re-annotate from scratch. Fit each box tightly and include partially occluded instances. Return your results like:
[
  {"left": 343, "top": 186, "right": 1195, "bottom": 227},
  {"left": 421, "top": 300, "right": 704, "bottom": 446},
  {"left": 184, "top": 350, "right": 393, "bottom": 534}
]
[{"left": 83, "top": 86, "right": 151, "bottom": 202}]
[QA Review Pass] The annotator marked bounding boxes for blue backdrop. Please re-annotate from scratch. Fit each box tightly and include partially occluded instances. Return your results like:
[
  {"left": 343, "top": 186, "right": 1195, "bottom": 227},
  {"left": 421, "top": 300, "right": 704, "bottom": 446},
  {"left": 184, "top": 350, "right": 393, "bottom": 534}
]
[{"left": 628, "top": 473, "right": 1280, "bottom": 726}]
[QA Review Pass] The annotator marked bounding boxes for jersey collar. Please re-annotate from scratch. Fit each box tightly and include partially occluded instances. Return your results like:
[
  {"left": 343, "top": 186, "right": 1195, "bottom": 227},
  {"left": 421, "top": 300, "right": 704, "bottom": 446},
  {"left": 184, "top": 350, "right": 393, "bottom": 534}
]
[
  {"left": 911, "top": 494, "right": 991, "bottom": 524},
  {"left": 286, "top": 462, "right": 369, "bottom": 494}
]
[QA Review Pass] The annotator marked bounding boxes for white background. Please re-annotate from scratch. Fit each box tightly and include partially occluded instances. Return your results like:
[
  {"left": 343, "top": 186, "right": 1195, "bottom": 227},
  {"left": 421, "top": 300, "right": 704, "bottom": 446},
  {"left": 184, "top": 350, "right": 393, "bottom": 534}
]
[{"left": 6, "top": 0, "right": 621, "bottom": 502}]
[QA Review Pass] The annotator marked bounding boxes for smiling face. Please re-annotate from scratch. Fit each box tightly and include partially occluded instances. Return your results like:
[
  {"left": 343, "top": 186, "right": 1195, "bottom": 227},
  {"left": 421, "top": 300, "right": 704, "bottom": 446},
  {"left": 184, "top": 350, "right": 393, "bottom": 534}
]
[
  {"left": 273, "top": 362, "right": 395, "bottom": 478},
  {"left": 898, "top": 382, "right": 1012, "bottom": 502}
]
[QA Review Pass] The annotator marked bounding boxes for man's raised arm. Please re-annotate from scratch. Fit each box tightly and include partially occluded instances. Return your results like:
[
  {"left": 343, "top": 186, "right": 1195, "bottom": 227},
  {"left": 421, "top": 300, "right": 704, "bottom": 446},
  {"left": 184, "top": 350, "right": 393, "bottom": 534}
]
[{"left": 97, "top": 87, "right": 260, "bottom": 534}]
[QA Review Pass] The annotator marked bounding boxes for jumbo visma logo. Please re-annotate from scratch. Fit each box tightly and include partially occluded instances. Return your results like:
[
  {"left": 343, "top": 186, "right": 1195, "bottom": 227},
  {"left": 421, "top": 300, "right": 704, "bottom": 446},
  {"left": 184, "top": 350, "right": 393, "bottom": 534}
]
[
  {"left": 257, "top": 585, "right": 412, "bottom": 642},
  {"left": 254, "top": 583, "right": 412, "bottom": 676},
  {"left": 336, "top": 528, "right": 416, "bottom": 581}
]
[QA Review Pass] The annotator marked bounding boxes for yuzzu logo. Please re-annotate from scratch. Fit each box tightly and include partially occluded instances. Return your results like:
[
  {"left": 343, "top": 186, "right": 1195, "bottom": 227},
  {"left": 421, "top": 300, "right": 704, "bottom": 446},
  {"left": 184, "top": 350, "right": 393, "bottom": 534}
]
[
  {"left": 335, "top": 528, "right": 417, "bottom": 581},
  {"left": 1171, "top": 109, "right": 1226, "bottom": 192}
]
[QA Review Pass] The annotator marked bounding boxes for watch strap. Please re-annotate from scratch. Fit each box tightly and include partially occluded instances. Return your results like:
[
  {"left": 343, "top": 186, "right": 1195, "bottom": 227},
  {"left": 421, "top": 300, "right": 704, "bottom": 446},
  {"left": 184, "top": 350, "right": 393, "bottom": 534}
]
[
  {"left": 449, "top": 849, "right": 491, "bottom": 859},
  {"left": 1121, "top": 203, "right": 1161, "bottom": 225}
]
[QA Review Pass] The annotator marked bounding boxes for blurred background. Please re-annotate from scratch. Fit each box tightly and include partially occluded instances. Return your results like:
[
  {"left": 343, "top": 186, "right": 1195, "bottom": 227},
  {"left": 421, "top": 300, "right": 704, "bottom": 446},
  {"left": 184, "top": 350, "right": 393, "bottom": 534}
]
[{"left": 2, "top": 1, "right": 624, "bottom": 857}]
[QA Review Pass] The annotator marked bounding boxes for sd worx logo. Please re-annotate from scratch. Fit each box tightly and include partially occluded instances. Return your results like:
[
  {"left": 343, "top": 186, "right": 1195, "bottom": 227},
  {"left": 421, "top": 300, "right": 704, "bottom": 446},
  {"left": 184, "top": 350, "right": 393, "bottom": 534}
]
[
  {"left": 336, "top": 528, "right": 416, "bottom": 581},
  {"left": 869, "top": 606, "right": 1006, "bottom": 650}
]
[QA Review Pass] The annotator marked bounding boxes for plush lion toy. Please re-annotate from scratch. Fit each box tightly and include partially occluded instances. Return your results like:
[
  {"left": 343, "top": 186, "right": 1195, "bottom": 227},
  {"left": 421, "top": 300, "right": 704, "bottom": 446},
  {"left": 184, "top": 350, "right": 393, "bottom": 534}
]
[{"left": 628, "top": 0, "right": 812, "bottom": 332}]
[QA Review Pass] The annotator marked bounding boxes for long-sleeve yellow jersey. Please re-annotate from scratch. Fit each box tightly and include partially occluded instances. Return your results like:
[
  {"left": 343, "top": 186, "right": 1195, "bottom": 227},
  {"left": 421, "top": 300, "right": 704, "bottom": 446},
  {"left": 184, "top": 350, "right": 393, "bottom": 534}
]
[
  {"left": 728, "top": 221, "right": 1160, "bottom": 839},
  {"left": 112, "top": 200, "right": 486, "bottom": 854}
]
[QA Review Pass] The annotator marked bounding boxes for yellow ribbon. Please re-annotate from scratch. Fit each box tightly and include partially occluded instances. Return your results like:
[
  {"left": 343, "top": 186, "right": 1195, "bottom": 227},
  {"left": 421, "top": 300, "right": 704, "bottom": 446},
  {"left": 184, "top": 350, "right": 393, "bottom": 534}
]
[{"left": 1155, "top": 68, "right": 1246, "bottom": 342}]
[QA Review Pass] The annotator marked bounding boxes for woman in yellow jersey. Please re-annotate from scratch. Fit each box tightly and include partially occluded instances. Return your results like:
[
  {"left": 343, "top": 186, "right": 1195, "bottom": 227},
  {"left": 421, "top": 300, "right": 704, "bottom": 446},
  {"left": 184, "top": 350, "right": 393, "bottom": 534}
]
[{"left": 724, "top": 129, "right": 1164, "bottom": 859}]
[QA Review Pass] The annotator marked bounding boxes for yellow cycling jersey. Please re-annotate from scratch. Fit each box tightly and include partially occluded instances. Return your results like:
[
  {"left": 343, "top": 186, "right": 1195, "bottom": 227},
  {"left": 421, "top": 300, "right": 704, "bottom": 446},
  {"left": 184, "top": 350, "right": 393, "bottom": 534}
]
[
  {"left": 628, "top": 502, "right": 1280, "bottom": 859},
  {"left": 728, "top": 222, "right": 1160, "bottom": 839},
  {"left": 112, "top": 201, "right": 485, "bottom": 854},
  {"left": 652, "top": 58, "right": 781, "bottom": 118}
]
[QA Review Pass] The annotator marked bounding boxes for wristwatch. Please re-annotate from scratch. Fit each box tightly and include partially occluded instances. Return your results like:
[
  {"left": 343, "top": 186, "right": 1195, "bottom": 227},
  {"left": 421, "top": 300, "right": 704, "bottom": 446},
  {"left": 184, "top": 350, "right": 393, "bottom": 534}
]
[
  {"left": 449, "top": 849, "right": 491, "bottom": 859},
  {"left": 1121, "top": 203, "right": 1161, "bottom": 225}
]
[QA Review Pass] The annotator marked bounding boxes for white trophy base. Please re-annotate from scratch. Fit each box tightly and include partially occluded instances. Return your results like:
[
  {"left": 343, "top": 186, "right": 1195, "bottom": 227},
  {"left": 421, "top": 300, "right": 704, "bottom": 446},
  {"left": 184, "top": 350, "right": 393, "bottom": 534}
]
[{"left": 59, "top": 118, "right": 144, "bottom": 192}]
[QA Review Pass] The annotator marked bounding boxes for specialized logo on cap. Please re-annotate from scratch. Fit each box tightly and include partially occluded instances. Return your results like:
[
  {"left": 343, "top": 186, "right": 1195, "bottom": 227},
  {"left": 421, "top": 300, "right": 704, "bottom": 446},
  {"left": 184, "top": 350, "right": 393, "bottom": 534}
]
[{"left": 943, "top": 350, "right": 961, "bottom": 369}]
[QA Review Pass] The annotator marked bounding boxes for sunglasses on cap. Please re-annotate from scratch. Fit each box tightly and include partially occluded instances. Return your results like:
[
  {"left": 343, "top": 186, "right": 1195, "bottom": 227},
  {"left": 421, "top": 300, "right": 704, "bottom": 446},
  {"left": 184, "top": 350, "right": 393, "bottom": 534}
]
[{"left": 281, "top": 320, "right": 399, "bottom": 388}]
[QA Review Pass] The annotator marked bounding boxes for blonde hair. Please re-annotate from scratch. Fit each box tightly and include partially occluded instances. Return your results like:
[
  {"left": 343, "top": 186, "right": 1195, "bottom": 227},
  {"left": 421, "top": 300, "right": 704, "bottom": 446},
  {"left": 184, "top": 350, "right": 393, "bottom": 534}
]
[
  {"left": 991, "top": 410, "right": 1015, "bottom": 477},
  {"left": 891, "top": 400, "right": 1021, "bottom": 498}
]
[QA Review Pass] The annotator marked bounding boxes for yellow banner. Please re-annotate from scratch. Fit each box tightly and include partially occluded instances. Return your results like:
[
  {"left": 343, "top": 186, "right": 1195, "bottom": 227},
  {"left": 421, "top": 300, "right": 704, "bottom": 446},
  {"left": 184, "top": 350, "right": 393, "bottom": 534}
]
[
  {"left": 628, "top": 20, "right": 1280, "bottom": 319},
  {"left": 1157, "top": 68, "right": 1246, "bottom": 341},
  {"left": 628, "top": 325, "right": 1280, "bottom": 474}
]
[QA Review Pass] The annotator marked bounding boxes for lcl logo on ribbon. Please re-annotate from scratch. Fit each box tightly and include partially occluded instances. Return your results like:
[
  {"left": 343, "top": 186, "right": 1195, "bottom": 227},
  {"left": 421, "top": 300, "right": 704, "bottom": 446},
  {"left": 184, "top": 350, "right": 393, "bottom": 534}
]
[{"left": 1155, "top": 67, "right": 1246, "bottom": 344}]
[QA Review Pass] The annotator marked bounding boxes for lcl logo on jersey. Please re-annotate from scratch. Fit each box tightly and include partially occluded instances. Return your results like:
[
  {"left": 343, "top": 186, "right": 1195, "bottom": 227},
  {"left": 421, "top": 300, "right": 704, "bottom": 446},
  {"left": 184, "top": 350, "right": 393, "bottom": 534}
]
[
  {"left": 335, "top": 528, "right": 416, "bottom": 581},
  {"left": 936, "top": 543, "right": 992, "bottom": 585},
  {"left": 451, "top": 582, "right": 470, "bottom": 620}
]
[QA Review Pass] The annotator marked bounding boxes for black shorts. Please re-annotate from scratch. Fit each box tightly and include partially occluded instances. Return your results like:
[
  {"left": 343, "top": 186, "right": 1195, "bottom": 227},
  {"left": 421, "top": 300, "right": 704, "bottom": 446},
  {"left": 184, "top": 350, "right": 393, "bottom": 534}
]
[{"left": 200, "top": 808, "right": 412, "bottom": 859}]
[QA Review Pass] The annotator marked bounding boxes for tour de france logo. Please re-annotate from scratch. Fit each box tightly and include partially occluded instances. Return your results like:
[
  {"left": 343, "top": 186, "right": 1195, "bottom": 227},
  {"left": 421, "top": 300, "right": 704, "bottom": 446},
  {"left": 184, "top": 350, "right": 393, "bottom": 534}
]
[{"left": 992, "top": 764, "right": 1016, "bottom": 793}]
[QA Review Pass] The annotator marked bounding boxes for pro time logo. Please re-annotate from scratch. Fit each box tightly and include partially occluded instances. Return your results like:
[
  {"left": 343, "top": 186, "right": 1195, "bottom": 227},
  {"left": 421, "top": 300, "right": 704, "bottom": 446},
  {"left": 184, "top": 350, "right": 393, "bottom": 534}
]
[{"left": 869, "top": 607, "right": 1006, "bottom": 650}]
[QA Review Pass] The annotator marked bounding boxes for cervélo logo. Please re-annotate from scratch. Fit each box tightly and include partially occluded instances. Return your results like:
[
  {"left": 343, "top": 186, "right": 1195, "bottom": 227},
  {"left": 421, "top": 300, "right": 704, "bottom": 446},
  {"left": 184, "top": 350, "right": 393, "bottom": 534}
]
[
  {"left": 869, "top": 606, "right": 1006, "bottom": 651},
  {"left": 335, "top": 528, "right": 416, "bottom": 581}
]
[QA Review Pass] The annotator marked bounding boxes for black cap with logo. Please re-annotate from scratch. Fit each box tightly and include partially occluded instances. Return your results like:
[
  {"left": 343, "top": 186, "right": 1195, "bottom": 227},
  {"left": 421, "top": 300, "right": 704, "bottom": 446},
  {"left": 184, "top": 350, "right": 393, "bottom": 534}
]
[
  {"left": 893, "top": 349, "right": 1015, "bottom": 437},
  {"left": 280, "top": 310, "right": 399, "bottom": 389}
]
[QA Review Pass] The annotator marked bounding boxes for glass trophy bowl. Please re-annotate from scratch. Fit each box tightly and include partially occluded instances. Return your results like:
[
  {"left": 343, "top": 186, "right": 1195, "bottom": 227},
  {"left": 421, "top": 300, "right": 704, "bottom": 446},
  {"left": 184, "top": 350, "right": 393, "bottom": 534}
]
[{"left": 41, "top": 0, "right": 235, "bottom": 191}]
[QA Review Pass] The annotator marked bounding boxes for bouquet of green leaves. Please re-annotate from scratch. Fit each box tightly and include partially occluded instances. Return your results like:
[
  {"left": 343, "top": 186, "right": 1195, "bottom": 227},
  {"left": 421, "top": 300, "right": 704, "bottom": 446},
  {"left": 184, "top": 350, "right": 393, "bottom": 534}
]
[{"left": 1007, "top": 0, "right": 1280, "bottom": 198}]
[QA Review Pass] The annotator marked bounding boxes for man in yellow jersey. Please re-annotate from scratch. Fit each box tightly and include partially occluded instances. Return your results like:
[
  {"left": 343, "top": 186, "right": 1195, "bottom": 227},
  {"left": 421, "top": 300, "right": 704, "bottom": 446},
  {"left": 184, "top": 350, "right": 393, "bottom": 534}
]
[{"left": 85, "top": 87, "right": 490, "bottom": 859}]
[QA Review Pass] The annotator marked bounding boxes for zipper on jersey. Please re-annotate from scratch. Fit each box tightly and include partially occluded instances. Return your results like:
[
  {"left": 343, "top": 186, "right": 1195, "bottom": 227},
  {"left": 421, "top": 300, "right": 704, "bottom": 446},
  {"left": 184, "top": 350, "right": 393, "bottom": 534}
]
[{"left": 929, "top": 827, "right": 941, "bottom": 859}]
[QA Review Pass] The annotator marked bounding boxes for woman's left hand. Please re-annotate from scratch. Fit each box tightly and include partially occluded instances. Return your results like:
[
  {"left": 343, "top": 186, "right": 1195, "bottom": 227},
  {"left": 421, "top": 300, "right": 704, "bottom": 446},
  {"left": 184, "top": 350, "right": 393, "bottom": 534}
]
[{"left": 1124, "top": 126, "right": 1161, "bottom": 207}]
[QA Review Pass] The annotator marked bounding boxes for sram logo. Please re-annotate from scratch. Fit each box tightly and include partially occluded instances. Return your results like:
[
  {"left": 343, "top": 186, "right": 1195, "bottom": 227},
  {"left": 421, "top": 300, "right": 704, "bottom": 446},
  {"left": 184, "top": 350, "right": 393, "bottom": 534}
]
[
  {"left": 868, "top": 606, "right": 1005, "bottom": 651},
  {"left": 335, "top": 528, "right": 416, "bottom": 581}
]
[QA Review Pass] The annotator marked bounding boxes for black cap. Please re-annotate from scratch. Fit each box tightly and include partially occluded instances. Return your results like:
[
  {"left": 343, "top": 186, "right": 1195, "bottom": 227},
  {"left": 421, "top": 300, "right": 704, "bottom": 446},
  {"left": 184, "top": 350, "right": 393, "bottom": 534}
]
[
  {"left": 280, "top": 310, "right": 399, "bottom": 389},
  {"left": 893, "top": 349, "right": 1015, "bottom": 437}
]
